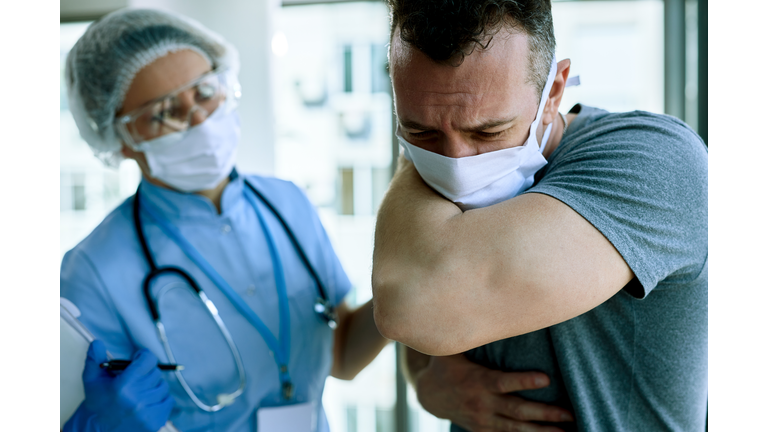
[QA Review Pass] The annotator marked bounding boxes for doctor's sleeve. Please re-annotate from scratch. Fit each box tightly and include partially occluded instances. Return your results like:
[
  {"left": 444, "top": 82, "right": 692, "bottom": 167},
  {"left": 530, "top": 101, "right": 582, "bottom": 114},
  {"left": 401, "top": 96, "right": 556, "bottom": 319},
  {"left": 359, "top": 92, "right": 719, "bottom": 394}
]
[{"left": 60, "top": 248, "right": 136, "bottom": 359}]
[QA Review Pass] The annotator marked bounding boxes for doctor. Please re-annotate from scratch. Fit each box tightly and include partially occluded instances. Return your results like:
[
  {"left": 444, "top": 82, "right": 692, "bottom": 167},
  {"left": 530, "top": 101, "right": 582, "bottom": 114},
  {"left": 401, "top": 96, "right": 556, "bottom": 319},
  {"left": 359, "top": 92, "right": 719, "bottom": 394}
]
[{"left": 61, "top": 8, "right": 388, "bottom": 432}]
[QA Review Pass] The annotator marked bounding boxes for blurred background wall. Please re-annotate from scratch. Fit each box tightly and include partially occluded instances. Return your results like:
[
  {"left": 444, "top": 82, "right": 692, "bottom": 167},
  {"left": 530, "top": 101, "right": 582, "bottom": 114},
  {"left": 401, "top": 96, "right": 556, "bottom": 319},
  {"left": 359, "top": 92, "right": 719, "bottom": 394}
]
[{"left": 59, "top": 1, "right": 707, "bottom": 431}]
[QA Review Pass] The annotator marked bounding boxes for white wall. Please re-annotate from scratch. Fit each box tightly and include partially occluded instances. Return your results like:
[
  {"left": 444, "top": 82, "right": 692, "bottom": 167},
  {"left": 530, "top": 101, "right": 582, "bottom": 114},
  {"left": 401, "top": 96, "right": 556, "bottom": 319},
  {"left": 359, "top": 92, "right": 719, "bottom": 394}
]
[{"left": 127, "top": 0, "right": 278, "bottom": 176}]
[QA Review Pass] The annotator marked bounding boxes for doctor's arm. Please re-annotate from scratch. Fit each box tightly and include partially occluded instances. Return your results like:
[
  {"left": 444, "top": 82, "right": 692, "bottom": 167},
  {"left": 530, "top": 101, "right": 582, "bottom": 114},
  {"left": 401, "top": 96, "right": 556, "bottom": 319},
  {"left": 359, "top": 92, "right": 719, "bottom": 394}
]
[
  {"left": 371, "top": 158, "right": 633, "bottom": 356},
  {"left": 330, "top": 299, "right": 390, "bottom": 380}
]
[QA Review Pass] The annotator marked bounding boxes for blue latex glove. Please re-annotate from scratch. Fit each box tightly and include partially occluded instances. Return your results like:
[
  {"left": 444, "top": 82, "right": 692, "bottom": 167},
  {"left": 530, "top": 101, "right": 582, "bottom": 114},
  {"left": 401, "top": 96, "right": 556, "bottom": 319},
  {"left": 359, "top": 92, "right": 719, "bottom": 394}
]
[{"left": 63, "top": 340, "right": 175, "bottom": 432}]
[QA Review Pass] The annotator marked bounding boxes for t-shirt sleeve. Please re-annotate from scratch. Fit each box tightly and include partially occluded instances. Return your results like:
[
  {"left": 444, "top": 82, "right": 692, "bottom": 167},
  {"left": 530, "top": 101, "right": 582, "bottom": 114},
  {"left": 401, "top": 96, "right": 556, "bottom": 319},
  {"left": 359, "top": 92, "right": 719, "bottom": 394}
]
[
  {"left": 60, "top": 248, "right": 136, "bottom": 358},
  {"left": 524, "top": 109, "right": 708, "bottom": 298}
]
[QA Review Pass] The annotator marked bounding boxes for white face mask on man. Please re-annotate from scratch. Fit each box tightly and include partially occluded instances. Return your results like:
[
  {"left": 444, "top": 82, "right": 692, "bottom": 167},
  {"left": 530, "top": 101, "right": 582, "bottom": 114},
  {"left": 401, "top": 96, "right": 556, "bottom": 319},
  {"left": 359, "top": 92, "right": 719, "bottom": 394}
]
[
  {"left": 398, "top": 56, "right": 559, "bottom": 211},
  {"left": 139, "top": 106, "right": 240, "bottom": 193}
]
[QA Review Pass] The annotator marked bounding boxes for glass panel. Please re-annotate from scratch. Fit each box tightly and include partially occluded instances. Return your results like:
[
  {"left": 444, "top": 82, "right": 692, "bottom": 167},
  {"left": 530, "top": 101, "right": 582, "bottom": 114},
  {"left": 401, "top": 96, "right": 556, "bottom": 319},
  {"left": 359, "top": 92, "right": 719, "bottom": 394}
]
[
  {"left": 338, "top": 167, "right": 355, "bottom": 216},
  {"left": 684, "top": 0, "right": 699, "bottom": 131},
  {"left": 72, "top": 173, "right": 86, "bottom": 211},
  {"left": 553, "top": 0, "right": 665, "bottom": 115}
]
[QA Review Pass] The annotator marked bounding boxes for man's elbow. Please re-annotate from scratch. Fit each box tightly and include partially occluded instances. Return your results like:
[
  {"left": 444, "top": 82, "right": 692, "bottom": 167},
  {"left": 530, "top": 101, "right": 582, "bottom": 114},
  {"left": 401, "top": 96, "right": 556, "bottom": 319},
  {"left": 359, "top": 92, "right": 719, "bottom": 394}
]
[
  {"left": 372, "top": 285, "right": 459, "bottom": 357},
  {"left": 371, "top": 283, "right": 407, "bottom": 343}
]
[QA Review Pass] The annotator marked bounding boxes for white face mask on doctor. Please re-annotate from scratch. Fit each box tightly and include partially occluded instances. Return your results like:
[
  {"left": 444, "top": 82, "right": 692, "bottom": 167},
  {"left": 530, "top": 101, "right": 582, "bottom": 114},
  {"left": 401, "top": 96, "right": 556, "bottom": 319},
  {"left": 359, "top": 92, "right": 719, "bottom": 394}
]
[
  {"left": 139, "top": 106, "right": 240, "bottom": 193},
  {"left": 398, "top": 56, "right": 559, "bottom": 211}
]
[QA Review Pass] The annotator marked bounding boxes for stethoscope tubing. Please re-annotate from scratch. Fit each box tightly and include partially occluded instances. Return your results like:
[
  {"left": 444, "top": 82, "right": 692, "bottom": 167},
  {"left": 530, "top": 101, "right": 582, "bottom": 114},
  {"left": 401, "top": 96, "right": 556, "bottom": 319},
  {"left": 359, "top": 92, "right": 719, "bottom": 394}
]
[
  {"left": 133, "top": 178, "right": 335, "bottom": 409},
  {"left": 134, "top": 192, "right": 247, "bottom": 412}
]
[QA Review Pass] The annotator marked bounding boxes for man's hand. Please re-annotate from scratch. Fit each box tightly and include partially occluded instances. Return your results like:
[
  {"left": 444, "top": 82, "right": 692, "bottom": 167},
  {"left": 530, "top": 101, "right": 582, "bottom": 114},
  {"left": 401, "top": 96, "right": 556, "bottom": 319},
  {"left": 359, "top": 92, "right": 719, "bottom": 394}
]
[{"left": 414, "top": 353, "right": 574, "bottom": 432}]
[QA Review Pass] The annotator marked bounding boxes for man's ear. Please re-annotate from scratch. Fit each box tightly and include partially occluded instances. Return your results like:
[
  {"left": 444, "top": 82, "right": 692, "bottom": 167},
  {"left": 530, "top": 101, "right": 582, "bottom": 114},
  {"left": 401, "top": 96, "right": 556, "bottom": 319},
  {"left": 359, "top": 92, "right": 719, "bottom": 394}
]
[{"left": 541, "top": 59, "right": 571, "bottom": 127}]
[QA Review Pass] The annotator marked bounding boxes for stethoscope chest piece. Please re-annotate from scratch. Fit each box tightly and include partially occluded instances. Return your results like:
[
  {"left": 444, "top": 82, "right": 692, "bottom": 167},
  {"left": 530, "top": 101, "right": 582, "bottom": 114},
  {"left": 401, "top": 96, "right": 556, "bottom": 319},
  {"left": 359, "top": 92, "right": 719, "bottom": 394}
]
[{"left": 314, "top": 298, "right": 338, "bottom": 329}]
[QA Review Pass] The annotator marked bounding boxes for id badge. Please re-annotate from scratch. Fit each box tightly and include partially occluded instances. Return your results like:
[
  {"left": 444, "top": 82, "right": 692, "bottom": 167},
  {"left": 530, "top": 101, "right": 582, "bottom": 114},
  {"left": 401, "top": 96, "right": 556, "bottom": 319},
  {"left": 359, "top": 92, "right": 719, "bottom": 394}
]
[{"left": 257, "top": 401, "right": 316, "bottom": 432}]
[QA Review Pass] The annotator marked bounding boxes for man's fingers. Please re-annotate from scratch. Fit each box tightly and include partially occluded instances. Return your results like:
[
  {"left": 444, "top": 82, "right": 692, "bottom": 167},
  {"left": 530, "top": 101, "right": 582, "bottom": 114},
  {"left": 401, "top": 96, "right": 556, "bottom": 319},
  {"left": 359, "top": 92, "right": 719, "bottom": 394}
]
[
  {"left": 490, "top": 371, "right": 550, "bottom": 393},
  {"left": 490, "top": 415, "right": 567, "bottom": 432},
  {"left": 494, "top": 395, "right": 574, "bottom": 424}
]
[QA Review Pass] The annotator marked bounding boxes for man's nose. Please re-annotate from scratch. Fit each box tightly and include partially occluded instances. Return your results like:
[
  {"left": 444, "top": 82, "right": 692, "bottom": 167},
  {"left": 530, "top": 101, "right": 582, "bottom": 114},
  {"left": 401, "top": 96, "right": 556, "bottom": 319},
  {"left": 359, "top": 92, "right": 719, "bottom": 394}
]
[{"left": 440, "top": 134, "right": 475, "bottom": 158}]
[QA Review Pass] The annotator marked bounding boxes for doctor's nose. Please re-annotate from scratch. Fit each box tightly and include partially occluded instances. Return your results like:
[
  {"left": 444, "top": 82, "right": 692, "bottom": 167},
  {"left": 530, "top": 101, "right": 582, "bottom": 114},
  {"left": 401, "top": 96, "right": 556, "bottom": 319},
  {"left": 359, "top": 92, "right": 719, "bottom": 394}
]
[
  {"left": 176, "top": 90, "right": 210, "bottom": 127},
  {"left": 188, "top": 107, "right": 208, "bottom": 127}
]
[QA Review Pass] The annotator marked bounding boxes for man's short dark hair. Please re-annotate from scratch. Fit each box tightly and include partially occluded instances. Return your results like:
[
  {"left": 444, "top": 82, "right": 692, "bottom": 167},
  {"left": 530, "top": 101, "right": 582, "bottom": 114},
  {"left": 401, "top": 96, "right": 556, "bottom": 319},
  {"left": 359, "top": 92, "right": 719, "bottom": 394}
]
[{"left": 387, "top": 0, "right": 556, "bottom": 96}]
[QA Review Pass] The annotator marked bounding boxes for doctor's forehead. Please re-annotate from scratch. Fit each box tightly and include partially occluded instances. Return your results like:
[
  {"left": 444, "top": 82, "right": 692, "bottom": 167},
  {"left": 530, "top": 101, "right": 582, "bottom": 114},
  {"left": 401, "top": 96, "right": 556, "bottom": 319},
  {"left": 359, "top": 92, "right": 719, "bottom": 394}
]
[{"left": 389, "top": 26, "right": 535, "bottom": 105}]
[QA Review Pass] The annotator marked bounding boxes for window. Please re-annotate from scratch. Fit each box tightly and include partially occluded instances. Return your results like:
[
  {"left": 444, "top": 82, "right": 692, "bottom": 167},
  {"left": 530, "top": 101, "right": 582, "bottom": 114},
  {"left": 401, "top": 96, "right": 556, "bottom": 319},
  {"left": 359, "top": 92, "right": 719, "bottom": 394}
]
[
  {"left": 60, "top": 22, "right": 142, "bottom": 258},
  {"left": 553, "top": 0, "right": 665, "bottom": 115}
]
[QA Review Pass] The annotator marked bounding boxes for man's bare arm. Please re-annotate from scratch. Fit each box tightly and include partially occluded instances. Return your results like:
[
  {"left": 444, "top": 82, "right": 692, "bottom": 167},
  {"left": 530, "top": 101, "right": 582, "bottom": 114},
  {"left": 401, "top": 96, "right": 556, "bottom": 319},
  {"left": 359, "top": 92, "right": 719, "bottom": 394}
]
[{"left": 372, "top": 158, "right": 633, "bottom": 356}]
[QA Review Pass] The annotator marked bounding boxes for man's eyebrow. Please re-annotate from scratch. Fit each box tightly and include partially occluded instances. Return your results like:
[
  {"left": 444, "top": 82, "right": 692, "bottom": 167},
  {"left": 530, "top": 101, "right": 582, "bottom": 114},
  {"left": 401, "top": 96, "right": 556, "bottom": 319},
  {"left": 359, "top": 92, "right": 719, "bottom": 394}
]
[
  {"left": 399, "top": 119, "right": 432, "bottom": 131},
  {"left": 399, "top": 117, "right": 518, "bottom": 132},
  {"left": 465, "top": 117, "right": 518, "bottom": 132}
]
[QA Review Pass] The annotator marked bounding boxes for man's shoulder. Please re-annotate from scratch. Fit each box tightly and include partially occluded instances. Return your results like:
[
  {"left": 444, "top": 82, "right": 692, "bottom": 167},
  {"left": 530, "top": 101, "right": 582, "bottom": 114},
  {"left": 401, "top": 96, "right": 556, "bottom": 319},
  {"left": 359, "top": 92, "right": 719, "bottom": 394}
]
[
  {"left": 533, "top": 105, "right": 708, "bottom": 296},
  {"left": 547, "top": 104, "right": 708, "bottom": 193},
  {"left": 564, "top": 105, "right": 706, "bottom": 159}
]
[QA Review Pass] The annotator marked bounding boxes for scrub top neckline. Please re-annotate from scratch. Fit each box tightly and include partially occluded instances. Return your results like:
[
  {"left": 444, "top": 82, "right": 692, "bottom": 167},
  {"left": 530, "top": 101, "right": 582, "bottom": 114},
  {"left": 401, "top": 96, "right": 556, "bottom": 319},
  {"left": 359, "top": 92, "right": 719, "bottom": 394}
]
[{"left": 138, "top": 169, "right": 245, "bottom": 220}]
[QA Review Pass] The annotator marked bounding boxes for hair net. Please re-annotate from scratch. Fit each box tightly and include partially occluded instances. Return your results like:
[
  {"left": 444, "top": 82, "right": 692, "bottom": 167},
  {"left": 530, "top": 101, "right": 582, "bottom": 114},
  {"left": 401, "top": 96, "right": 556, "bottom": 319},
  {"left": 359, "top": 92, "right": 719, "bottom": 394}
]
[{"left": 65, "top": 8, "right": 240, "bottom": 167}]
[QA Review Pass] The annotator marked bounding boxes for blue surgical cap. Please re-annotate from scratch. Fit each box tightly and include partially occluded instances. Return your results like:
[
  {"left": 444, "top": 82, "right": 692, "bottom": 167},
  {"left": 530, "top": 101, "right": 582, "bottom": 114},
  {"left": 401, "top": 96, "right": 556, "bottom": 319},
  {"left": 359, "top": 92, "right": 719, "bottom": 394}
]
[{"left": 65, "top": 8, "right": 240, "bottom": 166}]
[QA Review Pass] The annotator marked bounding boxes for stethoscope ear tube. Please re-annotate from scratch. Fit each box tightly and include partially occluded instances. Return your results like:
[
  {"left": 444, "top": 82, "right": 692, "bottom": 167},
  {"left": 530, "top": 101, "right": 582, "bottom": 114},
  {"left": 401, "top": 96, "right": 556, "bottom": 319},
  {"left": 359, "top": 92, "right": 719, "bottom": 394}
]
[
  {"left": 244, "top": 181, "right": 337, "bottom": 327},
  {"left": 143, "top": 266, "right": 203, "bottom": 322}
]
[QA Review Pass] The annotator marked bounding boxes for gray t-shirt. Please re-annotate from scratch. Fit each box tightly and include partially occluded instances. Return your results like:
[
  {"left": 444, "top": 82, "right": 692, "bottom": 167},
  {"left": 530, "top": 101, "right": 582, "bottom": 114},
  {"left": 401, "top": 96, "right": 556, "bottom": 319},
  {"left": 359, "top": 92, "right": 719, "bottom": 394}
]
[{"left": 453, "top": 105, "right": 708, "bottom": 432}]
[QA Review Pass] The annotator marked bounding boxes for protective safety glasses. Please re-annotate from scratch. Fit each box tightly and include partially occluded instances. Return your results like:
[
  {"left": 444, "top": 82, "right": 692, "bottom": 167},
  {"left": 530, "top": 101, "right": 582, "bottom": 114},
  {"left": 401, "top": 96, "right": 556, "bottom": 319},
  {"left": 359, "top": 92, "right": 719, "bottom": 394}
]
[{"left": 115, "top": 66, "right": 240, "bottom": 149}]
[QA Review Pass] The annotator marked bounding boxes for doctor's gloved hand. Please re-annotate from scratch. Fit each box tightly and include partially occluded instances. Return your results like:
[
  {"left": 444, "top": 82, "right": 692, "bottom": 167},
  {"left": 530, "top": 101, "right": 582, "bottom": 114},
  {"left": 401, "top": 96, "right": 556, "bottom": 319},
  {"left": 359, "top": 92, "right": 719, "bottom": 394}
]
[{"left": 63, "top": 340, "right": 175, "bottom": 432}]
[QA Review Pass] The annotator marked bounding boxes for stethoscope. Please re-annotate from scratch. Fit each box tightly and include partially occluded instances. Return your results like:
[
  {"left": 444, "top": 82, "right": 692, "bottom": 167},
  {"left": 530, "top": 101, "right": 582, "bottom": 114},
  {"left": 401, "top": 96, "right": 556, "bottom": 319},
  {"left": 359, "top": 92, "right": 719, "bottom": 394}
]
[{"left": 133, "top": 177, "right": 338, "bottom": 412}]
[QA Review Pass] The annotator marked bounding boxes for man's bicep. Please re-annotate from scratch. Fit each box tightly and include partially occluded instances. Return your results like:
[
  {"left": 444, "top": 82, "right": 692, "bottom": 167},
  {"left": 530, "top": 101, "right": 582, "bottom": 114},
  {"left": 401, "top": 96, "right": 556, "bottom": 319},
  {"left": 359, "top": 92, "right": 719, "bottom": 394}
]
[{"left": 441, "top": 192, "right": 634, "bottom": 350}]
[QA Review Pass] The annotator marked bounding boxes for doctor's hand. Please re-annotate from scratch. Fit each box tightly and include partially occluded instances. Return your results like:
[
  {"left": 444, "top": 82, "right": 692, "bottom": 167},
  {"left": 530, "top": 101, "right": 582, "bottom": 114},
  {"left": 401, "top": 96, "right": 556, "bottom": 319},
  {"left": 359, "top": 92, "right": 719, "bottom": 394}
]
[
  {"left": 64, "top": 340, "right": 175, "bottom": 432},
  {"left": 413, "top": 353, "right": 574, "bottom": 432}
]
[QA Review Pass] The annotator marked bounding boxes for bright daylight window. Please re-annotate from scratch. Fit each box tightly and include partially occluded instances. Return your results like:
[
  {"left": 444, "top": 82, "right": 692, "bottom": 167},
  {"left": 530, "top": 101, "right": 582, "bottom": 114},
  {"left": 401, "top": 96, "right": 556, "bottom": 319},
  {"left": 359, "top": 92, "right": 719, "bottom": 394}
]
[{"left": 60, "top": 22, "right": 142, "bottom": 259}]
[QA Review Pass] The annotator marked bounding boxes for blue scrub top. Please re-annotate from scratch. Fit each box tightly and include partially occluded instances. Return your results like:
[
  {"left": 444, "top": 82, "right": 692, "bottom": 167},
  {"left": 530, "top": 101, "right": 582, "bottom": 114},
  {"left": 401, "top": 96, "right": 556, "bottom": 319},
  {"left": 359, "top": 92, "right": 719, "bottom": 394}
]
[{"left": 61, "top": 170, "right": 352, "bottom": 432}]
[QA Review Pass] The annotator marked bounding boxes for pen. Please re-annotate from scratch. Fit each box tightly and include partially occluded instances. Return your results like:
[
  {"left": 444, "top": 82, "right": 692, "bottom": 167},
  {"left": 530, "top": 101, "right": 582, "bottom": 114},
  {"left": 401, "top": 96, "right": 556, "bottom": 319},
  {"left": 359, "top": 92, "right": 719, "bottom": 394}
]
[{"left": 100, "top": 360, "right": 184, "bottom": 371}]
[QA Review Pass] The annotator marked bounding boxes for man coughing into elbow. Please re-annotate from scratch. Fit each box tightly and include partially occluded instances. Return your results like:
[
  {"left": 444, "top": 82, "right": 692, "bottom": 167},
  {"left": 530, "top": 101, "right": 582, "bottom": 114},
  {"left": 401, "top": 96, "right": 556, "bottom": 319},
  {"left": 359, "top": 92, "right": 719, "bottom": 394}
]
[{"left": 371, "top": 1, "right": 707, "bottom": 431}]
